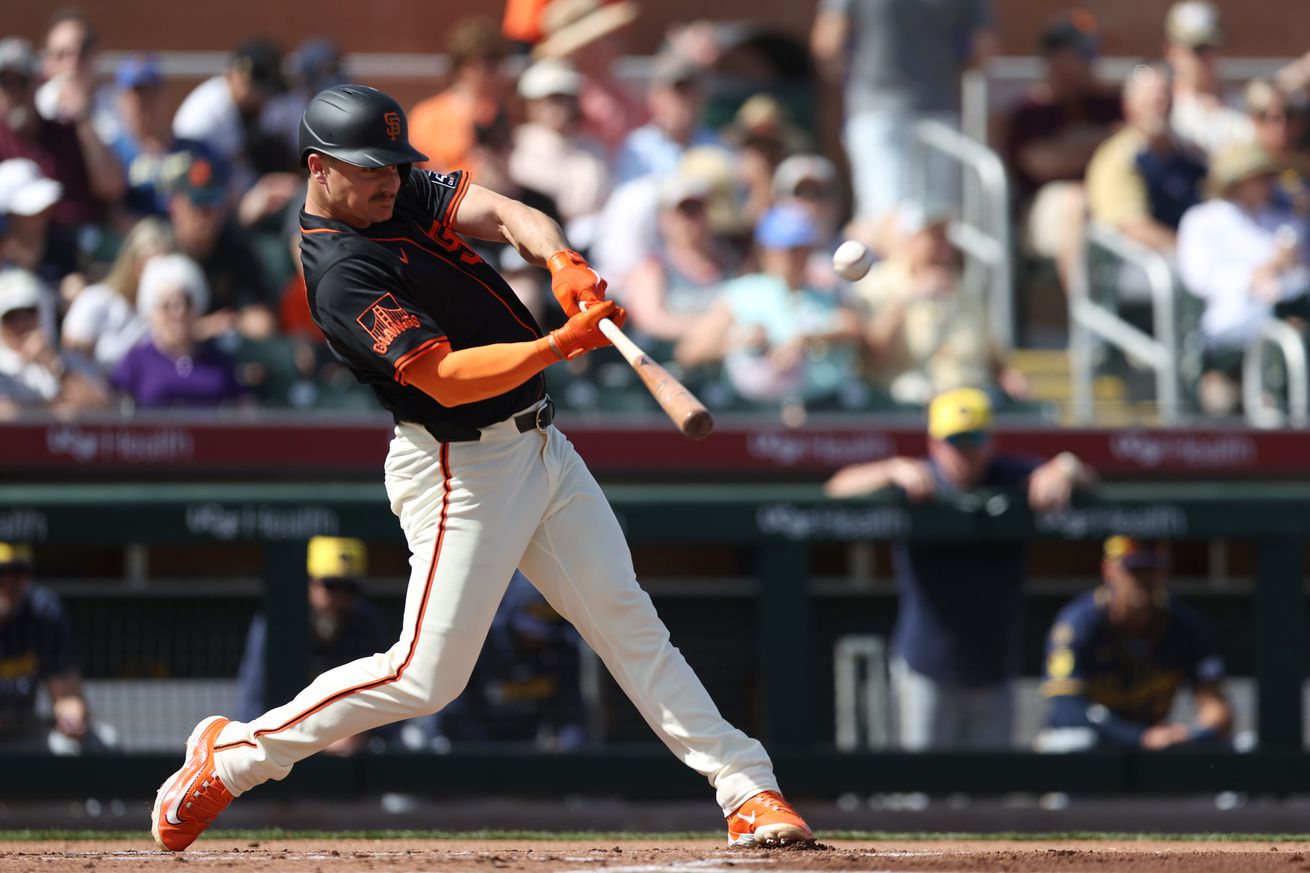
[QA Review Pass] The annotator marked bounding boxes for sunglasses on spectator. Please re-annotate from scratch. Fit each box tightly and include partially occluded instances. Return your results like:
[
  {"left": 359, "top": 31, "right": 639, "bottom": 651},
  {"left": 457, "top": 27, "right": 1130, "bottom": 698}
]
[
  {"left": 674, "top": 198, "right": 707, "bottom": 217},
  {"left": 944, "top": 429, "right": 989, "bottom": 448},
  {"left": 0, "top": 306, "right": 38, "bottom": 324},
  {"left": 792, "top": 182, "right": 830, "bottom": 200},
  {"left": 1257, "top": 110, "right": 1290, "bottom": 124}
]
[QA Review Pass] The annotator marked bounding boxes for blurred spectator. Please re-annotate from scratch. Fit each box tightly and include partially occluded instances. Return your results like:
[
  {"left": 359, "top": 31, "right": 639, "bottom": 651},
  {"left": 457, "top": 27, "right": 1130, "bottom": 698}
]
[
  {"left": 724, "top": 94, "right": 807, "bottom": 228},
  {"left": 35, "top": 8, "right": 119, "bottom": 146},
  {"left": 0, "top": 268, "right": 107, "bottom": 416},
  {"left": 1004, "top": 15, "right": 1121, "bottom": 283},
  {"left": 0, "top": 37, "right": 125, "bottom": 239},
  {"left": 1163, "top": 1, "right": 1252, "bottom": 157},
  {"left": 824, "top": 388, "right": 1095, "bottom": 750},
  {"left": 532, "top": 0, "right": 644, "bottom": 157},
  {"left": 261, "top": 37, "right": 345, "bottom": 158},
  {"left": 810, "top": 0, "right": 995, "bottom": 247},
  {"left": 1037, "top": 536, "right": 1232, "bottom": 752},
  {"left": 110, "top": 253, "right": 245, "bottom": 409},
  {"left": 409, "top": 16, "right": 508, "bottom": 175},
  {"left": 773, "top": 153, "right": 845, "bottom": 289},
  {"left": 1086, "top": 64, "right": 1207, "bottom": 255},
  {"left": 591, "top": 145, "right": 738, "bottom": 286},
  {"left": 1177, "top": 143, "right": 1310, "bottom": 416},
  {"left": 0, "top": 157, "right": 67, "bottom": 282},
  {"left": 676, "top": 204, "right": 862, "bottom": 413},
  {"left": 61, "top": 215, "right": 172, "bottom": 372},
  {"left": 613, "top": 53, "right": 721, "bottom": 185},
  {"left": 1243, "top": 79, "right": 1310, "bottom": 214},
  {"left": 440, "top": 571, "right": 588, "bottom": 750},
  {"left": 503, "top": 0, "right": 551, "bottom": 55},
  {"left": 107, "top": 55, "right": 170, "bottom": 218},
  {"left": 172, "top": 39, "right": 290, "bottom": 191},
  {"left": 0, "top": 543, "right": 106, "bottom": 754},
  {"left": 509, "top": 58, "right": 611, "bottom": 251},
  {"left": 237, "top": 536, "right": 397, "bottom": 755},
  {"left": 625, "top": 172, "right": 737, "bottom": 349},
  {"left": 162, "top": 146, "right": 275, "bottom": 339},
  {"left": 857, "top": 208, "right": 1028, "bottom": 406}
]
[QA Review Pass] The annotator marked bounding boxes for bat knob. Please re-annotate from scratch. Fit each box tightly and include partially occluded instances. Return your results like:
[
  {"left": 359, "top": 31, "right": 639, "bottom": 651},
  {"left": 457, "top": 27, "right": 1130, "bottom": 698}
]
[{"left": 682, "top": 410, "right": 714, "bottom": 441}]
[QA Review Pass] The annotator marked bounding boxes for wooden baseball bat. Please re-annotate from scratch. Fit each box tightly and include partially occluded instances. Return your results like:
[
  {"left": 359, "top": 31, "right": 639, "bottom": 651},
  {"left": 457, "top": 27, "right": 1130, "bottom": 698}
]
[{"left": 596, "top": 317, "right": 714, "bottom": 441}]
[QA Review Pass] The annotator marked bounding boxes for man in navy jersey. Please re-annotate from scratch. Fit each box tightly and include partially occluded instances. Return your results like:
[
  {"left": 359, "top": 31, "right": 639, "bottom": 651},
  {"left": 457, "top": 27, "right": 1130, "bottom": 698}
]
[
  {"left": 152, "top": 84, "right": 812, "bottom": 852},
  {"left": 1038, "top": 536, "right": 1232, "bottom": 751},
  {"left": 825, "top": 387, "right": 1095, "bottom": 750}
]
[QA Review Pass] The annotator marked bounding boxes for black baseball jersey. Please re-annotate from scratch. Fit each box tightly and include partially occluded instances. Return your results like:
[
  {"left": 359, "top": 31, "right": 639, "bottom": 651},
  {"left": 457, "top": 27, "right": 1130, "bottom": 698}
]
[{"left": 300, "top": 168, "right": 545, "bottom": 428}]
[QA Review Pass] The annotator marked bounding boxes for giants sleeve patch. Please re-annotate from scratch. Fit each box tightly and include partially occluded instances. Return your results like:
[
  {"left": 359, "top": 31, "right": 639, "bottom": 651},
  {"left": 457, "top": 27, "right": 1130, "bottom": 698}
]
[
  {"left": 357, "top": 292, "right": 423, "bottom": 354},
  {"left": 426, "top": 170, "right": 458, "bottom": 189}
]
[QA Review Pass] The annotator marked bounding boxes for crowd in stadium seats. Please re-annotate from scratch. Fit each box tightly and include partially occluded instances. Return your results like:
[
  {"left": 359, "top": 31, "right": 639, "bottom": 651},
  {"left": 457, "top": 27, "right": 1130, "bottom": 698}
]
[{"left": 3, "top": 1, "right": 1310, "bottom": 422}]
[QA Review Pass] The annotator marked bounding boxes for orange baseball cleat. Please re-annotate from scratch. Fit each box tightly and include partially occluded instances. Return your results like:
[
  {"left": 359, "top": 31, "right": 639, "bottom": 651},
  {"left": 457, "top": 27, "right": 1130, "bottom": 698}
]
[
  {"left": 151, "top": 716, "right": 234, "bottom": 852},
  {"left": 726, "top": 790, "right": 814, "bottom": 847}
]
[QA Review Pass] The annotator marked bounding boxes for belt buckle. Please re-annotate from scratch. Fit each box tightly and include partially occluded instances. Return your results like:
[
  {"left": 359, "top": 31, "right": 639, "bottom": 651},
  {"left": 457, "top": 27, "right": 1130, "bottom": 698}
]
[{"left": 534, "top": 396, "right": 555, "bottom": 430}]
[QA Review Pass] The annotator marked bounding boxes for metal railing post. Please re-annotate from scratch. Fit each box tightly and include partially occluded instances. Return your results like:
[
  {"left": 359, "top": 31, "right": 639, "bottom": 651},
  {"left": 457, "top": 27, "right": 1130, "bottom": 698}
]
[
  {"left": 1242, "top": 320, "right": 1309, "bottom": 428},
  {"left": 914, "top": 120, "right": 1014, "bottom": 351}
]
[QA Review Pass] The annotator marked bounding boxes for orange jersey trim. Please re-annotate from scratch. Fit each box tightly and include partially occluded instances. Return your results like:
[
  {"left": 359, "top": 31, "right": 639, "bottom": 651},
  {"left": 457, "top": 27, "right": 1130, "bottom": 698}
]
[
  {"left": 299, "top": 226, "right": 341, "bottom": 234},
  {"left": 393, "top": 336, "right": 451, "bottom": 384},
  {"left": 443, "top": 172, "right": 472, "bottom": 225},
  {"left": 213, "top": 443, "right": 454, "bottom": 753}
]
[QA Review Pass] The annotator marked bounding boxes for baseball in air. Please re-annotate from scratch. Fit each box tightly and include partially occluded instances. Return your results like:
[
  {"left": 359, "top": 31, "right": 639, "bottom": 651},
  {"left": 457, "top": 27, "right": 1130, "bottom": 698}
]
[{"left": 832, "top": 240, "right": 874, "bottom": 281}]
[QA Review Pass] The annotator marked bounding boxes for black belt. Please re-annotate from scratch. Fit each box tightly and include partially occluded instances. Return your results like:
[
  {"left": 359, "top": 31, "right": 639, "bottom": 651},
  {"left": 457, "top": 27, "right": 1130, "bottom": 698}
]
[{"left": 421, "top": 396, "right": 554, "bottom": 443}]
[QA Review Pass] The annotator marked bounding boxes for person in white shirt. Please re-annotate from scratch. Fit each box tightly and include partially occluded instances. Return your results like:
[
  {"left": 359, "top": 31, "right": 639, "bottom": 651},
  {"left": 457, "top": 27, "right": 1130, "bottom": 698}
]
[
  {"left": 509, "top": 59, "right": 611, "bottom": 253},
  {"left": 1163, "top": 1, "right": 1253, "bottom": 157},
  {"left": 0, "top": 268, "right": 106, "bottom": 416},
  {"left": 62, "top": 216, "right": 172, "bottom": 373},
  {"left": 35, "top": 9, "right": 119, "bottom": 147},
  {"left": 1177, "top": 142, "right": 1310, "bottom": 415},
  {"left": 172, "top": 39, "right": 286, "bottom": 193}
]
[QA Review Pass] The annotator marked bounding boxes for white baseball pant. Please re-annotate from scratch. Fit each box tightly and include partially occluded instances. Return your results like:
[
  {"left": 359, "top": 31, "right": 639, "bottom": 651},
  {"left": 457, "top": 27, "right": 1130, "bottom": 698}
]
[{"left": 211, "top": 407, "right": 779, "bottom": 815}]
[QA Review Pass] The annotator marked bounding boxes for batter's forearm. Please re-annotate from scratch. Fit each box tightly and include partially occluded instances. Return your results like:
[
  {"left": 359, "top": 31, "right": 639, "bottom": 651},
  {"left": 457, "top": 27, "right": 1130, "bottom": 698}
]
[
  {"left": 398, "top": 338, "right": 560, "bottom": 406},
  {"left": 496, "top": 197, "right": 571, "bottom": 268}
]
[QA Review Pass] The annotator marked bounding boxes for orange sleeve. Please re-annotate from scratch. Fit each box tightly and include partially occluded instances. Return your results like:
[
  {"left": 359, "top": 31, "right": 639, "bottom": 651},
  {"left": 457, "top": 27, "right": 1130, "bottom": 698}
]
[
  {"left": 395, "top": 336, "right": 560, "bottom": 406},
  {"left": 502, "top": 0, "right": 550, "bottom": 43}
]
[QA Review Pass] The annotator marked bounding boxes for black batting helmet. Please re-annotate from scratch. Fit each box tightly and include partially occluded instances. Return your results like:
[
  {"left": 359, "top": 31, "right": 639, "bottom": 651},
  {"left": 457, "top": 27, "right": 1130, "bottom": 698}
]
[{"left": 298, "top": 84, "right": 428, "bottom": 169}]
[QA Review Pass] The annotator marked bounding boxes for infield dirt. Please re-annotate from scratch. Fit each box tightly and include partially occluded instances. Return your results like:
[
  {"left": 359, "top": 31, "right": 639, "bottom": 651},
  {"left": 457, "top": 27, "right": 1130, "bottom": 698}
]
[{"left": 2, "top": 838, "right": 1309, "bottom": 873}]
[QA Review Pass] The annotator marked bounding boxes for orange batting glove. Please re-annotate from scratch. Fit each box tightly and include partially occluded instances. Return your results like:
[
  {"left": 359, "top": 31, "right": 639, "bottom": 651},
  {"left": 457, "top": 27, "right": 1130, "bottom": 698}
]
[
  {"left": 547, "top": 249, "right": 606, "bottom": 317},
  {"left": 547, "top": 299, "right": 626, "bottom": 360}
]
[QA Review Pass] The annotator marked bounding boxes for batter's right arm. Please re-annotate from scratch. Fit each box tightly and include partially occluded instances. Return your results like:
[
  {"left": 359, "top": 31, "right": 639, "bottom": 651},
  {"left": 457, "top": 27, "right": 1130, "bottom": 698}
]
[{"left": 448, "top": 183, "right": 570, "bottom": 269}]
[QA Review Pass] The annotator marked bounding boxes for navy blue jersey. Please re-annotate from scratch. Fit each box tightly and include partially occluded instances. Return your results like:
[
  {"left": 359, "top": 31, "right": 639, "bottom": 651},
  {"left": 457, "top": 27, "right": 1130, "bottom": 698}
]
[
  {"left": 0, "top": 587, "right": 77, "bottom": 739},
  {"left": 300, "top": 168, "right": 545, "bottom": 428},
  {"left": 1042, "top": 587, "right": 1225, "bottom": 727},
  {"left": 890, "top": 453, "right": 1042, "bottom": 684}
]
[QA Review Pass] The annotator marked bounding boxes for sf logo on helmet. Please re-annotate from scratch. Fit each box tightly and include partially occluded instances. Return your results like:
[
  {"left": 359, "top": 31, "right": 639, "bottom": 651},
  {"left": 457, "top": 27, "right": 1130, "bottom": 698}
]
[{"left": 384, "top": 111, "right": 401, "bottom": 141}]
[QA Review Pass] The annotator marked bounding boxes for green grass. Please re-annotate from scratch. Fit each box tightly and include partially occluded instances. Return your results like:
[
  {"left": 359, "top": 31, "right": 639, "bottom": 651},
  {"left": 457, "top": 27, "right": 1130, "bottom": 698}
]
[{"left": 2, "top": 829, "right": 1310, "bottom": 843}]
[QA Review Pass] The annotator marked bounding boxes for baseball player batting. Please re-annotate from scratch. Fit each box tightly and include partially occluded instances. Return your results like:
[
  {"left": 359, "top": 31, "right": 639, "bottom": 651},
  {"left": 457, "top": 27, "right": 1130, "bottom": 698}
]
[{"left": 150, "top": 85, "right": 812, "bottom": 851}]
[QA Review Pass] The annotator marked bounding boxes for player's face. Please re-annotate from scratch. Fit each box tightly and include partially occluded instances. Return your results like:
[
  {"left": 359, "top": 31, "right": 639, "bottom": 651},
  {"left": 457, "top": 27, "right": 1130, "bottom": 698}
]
[
  {"left": 929, "top": 432, "right": 994, "bottom": 490},
  {"left": 322, "top": 157, "right": 401, "bottom": 227},
  {"left": 0, "top": 566, "right": 30, "bottom": 621},
  {"left": 1104, "top": 561, "right": 1166, "bottom": 631}
]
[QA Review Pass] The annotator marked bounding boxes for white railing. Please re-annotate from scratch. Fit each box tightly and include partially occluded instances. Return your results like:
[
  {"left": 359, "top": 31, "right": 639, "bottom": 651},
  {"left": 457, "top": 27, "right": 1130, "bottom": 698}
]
[
  {"left": 914, "top": 119, "right": 1014, "bottom": 351},
  {"left": 833, "top": 634, "right": 889, "bottom": 750},
  {"left": 1068, "top": 222, "right": 1181, "bottom": 423},
  {"left": 1242, "top": 320, "right": 1309, "bottom": 428}
]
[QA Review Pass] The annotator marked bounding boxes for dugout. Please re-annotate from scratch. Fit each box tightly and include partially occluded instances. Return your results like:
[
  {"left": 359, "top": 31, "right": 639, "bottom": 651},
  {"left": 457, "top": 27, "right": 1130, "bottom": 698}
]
[{"left": 0, "top": 460, "right": 1307, "bottom": 801}]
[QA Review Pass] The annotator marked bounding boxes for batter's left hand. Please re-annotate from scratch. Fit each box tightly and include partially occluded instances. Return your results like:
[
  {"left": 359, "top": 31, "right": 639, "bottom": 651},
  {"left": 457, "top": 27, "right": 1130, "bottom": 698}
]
[{"left": 547, "top": 249, "right": 607, "bottom": 317}]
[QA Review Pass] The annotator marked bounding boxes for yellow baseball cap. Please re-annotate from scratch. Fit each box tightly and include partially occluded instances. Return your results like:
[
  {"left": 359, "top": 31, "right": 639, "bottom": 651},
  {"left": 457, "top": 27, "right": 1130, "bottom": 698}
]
[
  {"left": 928, "top": 387, "right": 993, "bottom": 441},
  {"left": 0, "top": 542, "right": 34, "bottom": 570},
  {"left": 1104, "top": 535, "right": 1169, "bottom": 569},
  {"left": 306, "top": 536, "right": 367, "bottom": 580}
]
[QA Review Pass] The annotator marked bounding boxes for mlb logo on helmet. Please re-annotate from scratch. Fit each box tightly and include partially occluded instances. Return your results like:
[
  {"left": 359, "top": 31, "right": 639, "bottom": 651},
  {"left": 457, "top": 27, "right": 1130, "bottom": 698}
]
[{"left": 384, "top": 111, "right": 401, "bottom": 141}]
